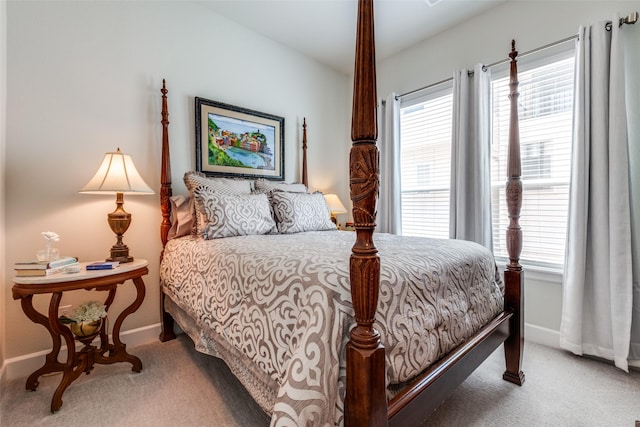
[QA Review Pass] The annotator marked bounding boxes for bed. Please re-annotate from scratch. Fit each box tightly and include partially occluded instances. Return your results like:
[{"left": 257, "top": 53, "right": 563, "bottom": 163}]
[{"left": 158, "top": 1, "right": 525, "bottom": 425}]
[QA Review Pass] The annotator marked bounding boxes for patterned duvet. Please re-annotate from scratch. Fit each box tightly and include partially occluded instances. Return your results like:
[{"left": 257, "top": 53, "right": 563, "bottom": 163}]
[{"left": 160, "top": 230, "right": 503, "bottom": 426}]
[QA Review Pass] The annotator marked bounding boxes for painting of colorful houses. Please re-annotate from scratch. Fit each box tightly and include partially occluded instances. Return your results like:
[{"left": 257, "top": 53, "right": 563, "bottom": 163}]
[
  {"left": 207, "top": 113, "right": 276, "bottom": 171},
  {"left": 196, "top": 97, "right": 284, "bottom": 180}
]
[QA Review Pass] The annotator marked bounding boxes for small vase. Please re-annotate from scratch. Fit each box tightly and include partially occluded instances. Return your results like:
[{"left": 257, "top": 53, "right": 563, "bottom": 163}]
[
  {"left": 70, "top": 319, "right": 102, "bottom": 337},
  {"left": 36, "top": 245, "right": 60, "bottom": 262}
]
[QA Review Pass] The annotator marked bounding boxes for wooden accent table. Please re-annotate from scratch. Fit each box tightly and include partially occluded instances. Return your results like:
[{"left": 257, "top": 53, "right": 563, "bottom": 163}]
[{"left": 11, "top": 259, "right": 148, "bottom": 412}]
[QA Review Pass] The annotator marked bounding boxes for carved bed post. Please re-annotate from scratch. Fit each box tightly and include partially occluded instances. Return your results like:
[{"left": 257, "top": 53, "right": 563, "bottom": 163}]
[
  {"left": 160, "top": 79, "right": 172, "bottom": 248},
  {"left": 502, "top": 41, "right": 525, "bottom": 385},
  {"left": 345, "top": 0, "right": 387, "bottom": 425},
  {"left": 159, "top": 79, "right": 176, "bottom": 342},
  {"left": 302, "top": 118, "right": 308, "bottom": 187}
]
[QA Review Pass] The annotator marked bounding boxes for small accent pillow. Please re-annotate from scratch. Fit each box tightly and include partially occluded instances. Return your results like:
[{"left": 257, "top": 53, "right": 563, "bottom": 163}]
[
  {"left": 254, "top": 178, "right": 307, "bottom": 194},
  {"left": 194, "top": 188, "right": 277, "bottom": 239},
  {"left": 184, "top": 172, "right": 253, "bottom": 236},
  {"left": 167, "top": 195, "right": 193, "bottom": 240},
  {"left": 271, "top": 191, "right": 337, "bottom": 234},
  {"left": 184, "top": 172, "right": 254, "bottom": 194}
]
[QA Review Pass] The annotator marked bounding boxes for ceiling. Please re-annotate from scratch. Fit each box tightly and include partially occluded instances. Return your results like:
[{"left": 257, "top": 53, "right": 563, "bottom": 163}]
[{"left": 198, "top": 0, "right": 508, "bottom": 75}]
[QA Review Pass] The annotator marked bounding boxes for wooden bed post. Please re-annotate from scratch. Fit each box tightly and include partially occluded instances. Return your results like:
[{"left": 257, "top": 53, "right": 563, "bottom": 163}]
[
  {"left": 302, "top": 118, "right": 308, "bottom": 187},
  {"left": 502, "top": 41, "right": 525, "bottom": 385},
  {"left": 345, "top": 0, "right": 387, "bottom": 426},
  {"left": 159, "top": 79, "right": 176, "bottom": 342}
]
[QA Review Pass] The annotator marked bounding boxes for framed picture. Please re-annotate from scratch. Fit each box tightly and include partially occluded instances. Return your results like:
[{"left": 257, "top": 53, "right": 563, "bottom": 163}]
[{"left": 195, "top": 97, "right": 284, "bottom": 180}]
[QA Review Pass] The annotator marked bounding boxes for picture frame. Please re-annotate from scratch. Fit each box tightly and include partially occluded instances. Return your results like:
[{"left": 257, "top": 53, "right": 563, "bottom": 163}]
[{"left": 195, "top": 97, "right": 284, "bottom": 180}]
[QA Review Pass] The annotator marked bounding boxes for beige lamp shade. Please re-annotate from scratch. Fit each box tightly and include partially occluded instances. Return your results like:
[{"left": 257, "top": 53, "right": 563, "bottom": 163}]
[
  {"left": 80, "top": 148, "right": 154, "bottom": 195},
  {"left": 80, "top": 148, "right": 153, "bottom": 263},
  {"left": 324, "top": 194, "right": 347, "bottom": 215}
]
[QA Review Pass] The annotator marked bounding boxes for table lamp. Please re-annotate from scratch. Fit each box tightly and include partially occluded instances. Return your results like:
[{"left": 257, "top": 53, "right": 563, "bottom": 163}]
[
  {"left": 323, "top": 193, "right": 347, "bottom": 224},
  {"left": 80, "top": 148, "right": 154, "bottom": 263}
]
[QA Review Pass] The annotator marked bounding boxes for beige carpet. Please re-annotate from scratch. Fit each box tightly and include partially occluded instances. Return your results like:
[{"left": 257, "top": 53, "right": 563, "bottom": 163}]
[{"left": 1, "top": 335, "right": 639, "bottom": 426}]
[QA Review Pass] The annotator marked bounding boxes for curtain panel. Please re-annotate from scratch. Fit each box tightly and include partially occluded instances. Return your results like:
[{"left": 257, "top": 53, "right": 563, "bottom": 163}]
[
  {"left": 377, "top": 93, "right": 402, "bottom": 234},
  {"left": 449, "top": 64, "right": 493, "bottom": 250},
  {"left": 560, "top": 15, "right": 638, "bottom": 372}
]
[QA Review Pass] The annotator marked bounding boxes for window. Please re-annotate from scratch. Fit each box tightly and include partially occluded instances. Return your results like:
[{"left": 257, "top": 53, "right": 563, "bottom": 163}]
[
  {"left": 490, "top": 44, "right": 575, "bottom": 270},
  {"left": 399, "top": 84, "right": 453, "bottom": 239},
  {"left": 397, "top": 43, "right": 575, "bottom": 272}
]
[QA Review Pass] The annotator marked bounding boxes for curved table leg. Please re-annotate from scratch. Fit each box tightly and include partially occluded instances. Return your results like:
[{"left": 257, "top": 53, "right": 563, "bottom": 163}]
[
  {"left": 50, "top": 356, "right": 87, "bottom": 413},
  {"left": 98, "top": 288, "right": 116, "bottom": 355},
  {"left": 20, "top": 295, "right": 66, "bottom": 391},
  {"left": 95, "top": 276, "right": 145, "bottom": 372},
  {"left": 47, "top": 292, "right": 84, "bottom": 413}
]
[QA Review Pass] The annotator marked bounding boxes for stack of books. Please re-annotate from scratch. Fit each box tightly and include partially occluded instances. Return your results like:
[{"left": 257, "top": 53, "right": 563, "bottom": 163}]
[{"left": 14, "top": 256, "right": 79, "bottom": 277}]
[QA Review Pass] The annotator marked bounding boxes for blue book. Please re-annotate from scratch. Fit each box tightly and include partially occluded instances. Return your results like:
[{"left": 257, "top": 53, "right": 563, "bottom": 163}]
[{"left": 86, "top": 261, "right": 120, "bottom": 270}]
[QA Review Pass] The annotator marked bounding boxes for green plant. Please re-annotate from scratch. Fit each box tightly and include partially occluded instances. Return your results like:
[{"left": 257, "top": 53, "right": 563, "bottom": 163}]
[{"left": 59, "top": 300, "right": 107, "bottom": 324}]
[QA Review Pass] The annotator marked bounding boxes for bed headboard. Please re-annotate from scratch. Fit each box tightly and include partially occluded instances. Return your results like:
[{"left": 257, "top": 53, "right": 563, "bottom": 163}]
[{"left": 158, "top": 85, "right": 309, "bottom": 249}]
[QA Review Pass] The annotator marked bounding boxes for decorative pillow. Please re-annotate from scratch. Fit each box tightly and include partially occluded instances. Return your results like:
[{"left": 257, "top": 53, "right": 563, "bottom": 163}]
[
  {"left": 194, "top": 188, "right": 277, "bottom": 239},
  {"left": 254, "top": 178, "right": 307, "bottom": 194},
  {"left": 167, "top": 195, "right": 193, "bottom": 240},
  {"left": 183, "top": 172, "right": 254, "bottom": 235},
  {"left": 271, "top": 191, "right": 337, "bottom": 234}
]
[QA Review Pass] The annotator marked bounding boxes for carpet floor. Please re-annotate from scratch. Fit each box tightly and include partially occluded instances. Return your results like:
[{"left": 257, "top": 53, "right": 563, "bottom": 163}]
[{"left": 1, "top": 335, "right": 639, "bottom": 426}]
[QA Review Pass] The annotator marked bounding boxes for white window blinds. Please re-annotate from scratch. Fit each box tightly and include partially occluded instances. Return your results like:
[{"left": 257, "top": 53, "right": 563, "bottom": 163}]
[
  {"left": 399, "top": 85, "right": 453, "bottom": 238},
  {"left": 490, "top": 45, "right": 575, "bottom": 270}
]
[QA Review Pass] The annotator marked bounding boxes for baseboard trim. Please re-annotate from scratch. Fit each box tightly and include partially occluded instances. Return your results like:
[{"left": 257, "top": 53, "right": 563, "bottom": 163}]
[
  {"left": 0, "top": 323, "right": 562, "bottom": 384},
  {"left": 525, "top": 323, "right": 560, "bottom": 348},
  {"left": 0, "top": 323, "right": 161, "bottom": 383}
]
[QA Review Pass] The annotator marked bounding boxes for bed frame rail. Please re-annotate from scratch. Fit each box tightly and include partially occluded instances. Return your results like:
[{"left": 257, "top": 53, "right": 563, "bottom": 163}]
[{"left": 388, "top": 311, "right": 512, "bottom": 426}]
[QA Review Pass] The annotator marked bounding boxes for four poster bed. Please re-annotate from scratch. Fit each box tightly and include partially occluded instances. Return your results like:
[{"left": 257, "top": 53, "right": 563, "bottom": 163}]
[{"left": 157, "top": 1, "right": 524, "bottom": 425}]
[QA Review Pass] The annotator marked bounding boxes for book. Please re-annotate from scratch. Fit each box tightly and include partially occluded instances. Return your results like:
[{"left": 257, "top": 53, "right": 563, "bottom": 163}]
[
  {"left": 86, "top": 261, "right": 120, "bottom": 270},
  {"left": 15, "top": 262, "right": 81, "bottom": 277},
  {"left": 14, "top": 256, "right": 79, "bottom": 270}
]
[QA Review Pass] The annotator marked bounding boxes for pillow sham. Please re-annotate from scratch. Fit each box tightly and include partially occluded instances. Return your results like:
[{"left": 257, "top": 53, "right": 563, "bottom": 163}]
[
  {"left": 271, "top": 191, "right": 337, "bottom": 234},
  {"left": 254, "top": 178, "right": 307, "bottom": 194},
  {"left": 194, "top": 188, "right": 277, "bottom": 239},
  {"left": 184, "top": 172, "right": 254, "bottom": 235},
  {"left": 167, "top": 194, "right": 193, "bottom": 240}
]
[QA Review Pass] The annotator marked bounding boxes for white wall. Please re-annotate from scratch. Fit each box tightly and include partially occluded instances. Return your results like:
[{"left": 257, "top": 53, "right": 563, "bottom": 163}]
[
  {"left": 4, "top": 1, "right": 350, "bottom": 360},
  {"left": 1, "top": 0, "right": 7, "bottom": 372},
  {"left": 377, "top": 0, "right": 640, "bottom": 345}
]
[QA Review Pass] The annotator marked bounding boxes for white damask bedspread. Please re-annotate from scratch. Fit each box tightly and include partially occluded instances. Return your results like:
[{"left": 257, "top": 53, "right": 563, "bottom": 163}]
[{"left": 160, "top": 230, "right": 503, "bottom": 426}]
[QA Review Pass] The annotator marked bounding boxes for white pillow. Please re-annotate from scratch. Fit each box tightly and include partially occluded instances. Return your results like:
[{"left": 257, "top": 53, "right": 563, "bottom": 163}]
[
  {"left": 271, "top": 191, "right": 336, "bottom": 234},
  {"left": 194, "top": 188, "right": 277, "bottom": 239}
]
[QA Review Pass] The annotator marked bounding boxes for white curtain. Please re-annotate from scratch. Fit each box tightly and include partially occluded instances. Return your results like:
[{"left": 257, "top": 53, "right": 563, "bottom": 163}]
[
  {"left": 449, "top": 64, "right": 493, "bottom": 250},
  {"left": 625, "top": 16, "right": 640, "bottom": 367},
  {"left": 560, "top": 16, "right": 637, "bottom": 372},
  {"left": 377, "top": 93, "right": 402, "bottom": 234}
]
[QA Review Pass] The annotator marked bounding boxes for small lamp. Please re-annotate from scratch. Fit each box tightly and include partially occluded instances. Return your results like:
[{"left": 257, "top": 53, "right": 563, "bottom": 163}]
[
  {"left": 323, "top": 193, "right": 347, "bottom": 224},
  {"left": 80, "top": 148, "right": 154, "bottom": 263}
]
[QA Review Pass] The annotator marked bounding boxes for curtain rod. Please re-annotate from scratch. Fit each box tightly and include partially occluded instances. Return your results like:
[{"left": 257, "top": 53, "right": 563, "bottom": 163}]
[
  {"left": 396, "top": 11, "right": 638, "bottom": 101},
  {"left": 606, "top": 10, "right": 638, "bottom": 30},
  {"left": 395, "top": 34, "right": 576, "bottom": 100}
]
